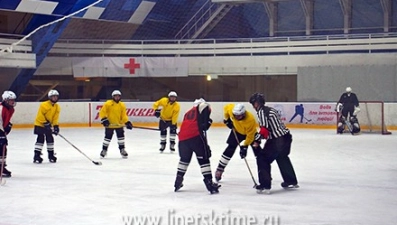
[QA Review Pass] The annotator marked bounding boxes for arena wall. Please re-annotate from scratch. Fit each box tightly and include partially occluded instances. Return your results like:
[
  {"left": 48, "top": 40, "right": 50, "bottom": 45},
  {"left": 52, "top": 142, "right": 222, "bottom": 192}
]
[{"left": 11, "top": 102, "right": 397, "bottom": 131}]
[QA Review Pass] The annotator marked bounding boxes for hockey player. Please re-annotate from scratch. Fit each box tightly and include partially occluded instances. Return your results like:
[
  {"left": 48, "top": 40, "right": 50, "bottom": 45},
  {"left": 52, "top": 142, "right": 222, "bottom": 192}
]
[
  {"left": 214, "top": 103, "right": 258, "bottom": 182},
  {"left": 33, "top": 90, "right": 61, "bottom": 164},
  {"left": 335, "top": 87, "right": 360, "bottom": 134},
  {"left": 153, "top": 91, "right": 180, "bottom": 152},
  {"left": 0, "top": 91, "right": 16, "bottom": 177},
  {"left": 174, "top": 98, "right": 220, "bottom": 194},
  {"left": 99, "top": 90, "right": 133, "bottom": 158},
  {"left": 249, "top": 93, "right": 298, "bottom": 194}
]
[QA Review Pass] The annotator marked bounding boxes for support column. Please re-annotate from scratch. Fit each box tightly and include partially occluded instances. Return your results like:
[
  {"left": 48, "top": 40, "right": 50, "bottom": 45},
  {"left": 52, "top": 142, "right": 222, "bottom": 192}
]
[
  {"left": 264, "top": 2, "right": 278, "bottom": 37},
  {"left": 339, "top": 0, "right": 352, "bottom": 34},
  {"left": 380, "top": 0, "right": 392, "bottom": 32},
  {"left": 300, "top": 0, "right": 314, "bottom": 35}
]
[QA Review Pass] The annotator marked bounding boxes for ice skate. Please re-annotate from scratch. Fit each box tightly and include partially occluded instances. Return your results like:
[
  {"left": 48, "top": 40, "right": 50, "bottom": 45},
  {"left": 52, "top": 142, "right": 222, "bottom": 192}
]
[
  {"left": 1, "top": 166, "right": 11, "bottom": 178},
  {"left": 120, "top": 149, "right": 128, "bottom": 158},
  {"left": 100, "top": 149, "right": 107, "bottom": 158},
  {"left": 159, "top": 142, "right": 166, "bottom": 153},
  {"left": 174, "top": 175, "right": 184, "bottom": 192},
  {"left": 203, "top": 178, "right": 220, "bottom": 194},
  {"left": 33, "top": 151, "right": 43, "bottom": 164},
  {"left": 48, "top": 151, "right": 57, "bottom": 163},
  {"left": 256, "top": 185, "right": 271, "bottom": 194},
  {"left": 281, "top": 182, "right": 299, "bottom": 189},
  {"left": 170, "top": 141, "right": 176, "bottom": 152}
]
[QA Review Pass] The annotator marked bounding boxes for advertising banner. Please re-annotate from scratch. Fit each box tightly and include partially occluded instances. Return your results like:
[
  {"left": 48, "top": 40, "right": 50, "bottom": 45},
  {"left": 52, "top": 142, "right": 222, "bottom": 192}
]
[
  {"left": 90, "top": 102, "right": 338, "bottom": 125},
  {"left": 91, "top": 102, "right": 158, "bottom": 124},
  {"left": 266, "top": 103, "right": 337, "bottom": 124}
]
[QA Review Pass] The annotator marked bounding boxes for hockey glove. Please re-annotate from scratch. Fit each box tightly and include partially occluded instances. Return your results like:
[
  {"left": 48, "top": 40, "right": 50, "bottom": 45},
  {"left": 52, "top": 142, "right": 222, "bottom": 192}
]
[
  {"left": 101, "top": 118, "right": 110, "bottom": 127},
  {"left": 253, "top": 133, "right": 262, "bottom": 149},
  {"left": 239, "top": 145, "right": 248, "bottom": 159},
  {"left": 125, "top": 121, "right": 133, "bottom": 130},
  {"left": 53, "top": 125, "right": 60, "bottom": 135},
  {"left": 44, "top": 121, "right": 52, "bottom": 131},
  {"left": 353, "top": 106, "right": 360, "bottom": 116},
  {"left": 223, "top": 118, "right": 233, "bottom": 129},
  {"left": 4, "top": 122, "right": 12, "bottom": 134},
  {"left": 259, "top": 126, "right": 270, "bottom": 139},
  {"left": 154, "top": 109, "right": 161, "bottom": 118},
  {"left": 254, "top": 132, "right": 262, "bottom": 142},
  {"left": 335, "top": 103, "right": 343, "bottom": 112},
  {"left": 204, "top": 118, "right": 213, "bottom": 131}
]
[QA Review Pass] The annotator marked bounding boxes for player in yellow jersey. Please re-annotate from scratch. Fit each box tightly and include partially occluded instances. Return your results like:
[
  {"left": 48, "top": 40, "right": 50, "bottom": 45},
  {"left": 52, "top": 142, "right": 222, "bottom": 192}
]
[
  {"left": 215, "top": 103, "right": 259, "bottom": 182},
  {"left": 99, "top": 90, "right": 133, "bottom": 159},
  {"left": 33, "top": 90, "right": 60, "bottom": 164},
  {"left": 153, "top": 91, "right": 180, "bottom": 153}
]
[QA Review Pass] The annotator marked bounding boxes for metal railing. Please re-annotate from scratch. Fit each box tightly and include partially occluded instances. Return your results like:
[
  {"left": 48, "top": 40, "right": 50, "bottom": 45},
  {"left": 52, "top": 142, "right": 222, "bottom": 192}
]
[
  {"left": 47, "top": 32, "right": 397, "bottom": 57},
  {"left": 0, "top": 34, "right": 33, "bottom": 53},
  {"left": 174, "top": 0, "right": 219, "bottom": 39},
  {"left": 2, "top": 32, "right": 397, "bottom": 57}
]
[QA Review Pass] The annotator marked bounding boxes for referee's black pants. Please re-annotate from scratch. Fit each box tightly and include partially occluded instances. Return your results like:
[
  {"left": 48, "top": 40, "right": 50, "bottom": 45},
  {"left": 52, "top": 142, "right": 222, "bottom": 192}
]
[{"left": 256, "top": 133, "right": 298, "bottom": 189}]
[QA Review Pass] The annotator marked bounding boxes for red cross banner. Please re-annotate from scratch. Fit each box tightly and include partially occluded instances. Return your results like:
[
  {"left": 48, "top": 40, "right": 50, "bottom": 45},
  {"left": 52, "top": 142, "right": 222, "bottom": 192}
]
[{"left": 72, "top": 57, "right": 189, "bottom": 77}]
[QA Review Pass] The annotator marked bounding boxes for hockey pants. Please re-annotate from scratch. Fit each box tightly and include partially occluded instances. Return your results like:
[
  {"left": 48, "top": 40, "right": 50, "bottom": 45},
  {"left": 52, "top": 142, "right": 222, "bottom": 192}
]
[
  {"left": 176, "top": 136, "right": 212, "bottom": 180},
  {"left": 256, "top": 133, "right": 298, "bottom": 189}
]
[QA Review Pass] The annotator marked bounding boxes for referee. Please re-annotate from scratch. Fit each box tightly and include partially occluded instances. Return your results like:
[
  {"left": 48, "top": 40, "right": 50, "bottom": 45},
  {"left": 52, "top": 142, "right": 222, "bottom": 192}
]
[{"left": 248, "top": 93, "right": 299, "bottom": 194}]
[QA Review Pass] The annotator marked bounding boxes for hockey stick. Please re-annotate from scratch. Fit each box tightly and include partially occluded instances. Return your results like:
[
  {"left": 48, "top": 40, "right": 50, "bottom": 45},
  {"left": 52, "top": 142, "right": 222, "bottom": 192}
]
[
  {"left": 134, "top": 126, "right": 160, "bottom": 131},
  {"left": 344, "top": 118, "right": 355, "bottom": 135},
  {"left": 337, "top": 111, "right": 354, "bottom": 135},
  {"left": 58, "top": 134, "right": 102, "bottom": 165},
  {"left": 110, "top": 124, "right": 160, "bottom": 131},
  {"left": 336, "top": 111, "right": 341, "bottom": 134},
  {"left": 0, "top": 144, "right": 6, "bottom": 186},
  {"left": 304, "top": 116, "right": 312, "bottom": 122},
  {"left": 231, "top": 129, "right": 259, "bottom": 188}
]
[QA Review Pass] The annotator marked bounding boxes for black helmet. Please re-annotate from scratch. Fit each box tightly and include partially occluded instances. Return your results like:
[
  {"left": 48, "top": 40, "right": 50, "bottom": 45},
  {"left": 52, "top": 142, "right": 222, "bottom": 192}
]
[{"left": 249, "top": 93, "right": 265, "bottom": 105}]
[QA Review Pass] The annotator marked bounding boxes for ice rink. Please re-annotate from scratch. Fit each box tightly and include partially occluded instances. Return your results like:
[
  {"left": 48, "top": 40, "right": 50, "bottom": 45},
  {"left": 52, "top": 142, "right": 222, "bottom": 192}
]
[{"left": 0, "top": 127, "right": 396, "bottom": 225}]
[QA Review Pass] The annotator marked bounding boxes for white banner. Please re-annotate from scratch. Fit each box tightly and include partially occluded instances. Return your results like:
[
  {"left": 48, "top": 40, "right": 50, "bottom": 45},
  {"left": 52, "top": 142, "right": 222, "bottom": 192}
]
[
  {"left": 266, "top": 103, "right": 338, "bottom": 124},
  {"left": 72, "top": 57, "right": 189, "bottom": 77}
]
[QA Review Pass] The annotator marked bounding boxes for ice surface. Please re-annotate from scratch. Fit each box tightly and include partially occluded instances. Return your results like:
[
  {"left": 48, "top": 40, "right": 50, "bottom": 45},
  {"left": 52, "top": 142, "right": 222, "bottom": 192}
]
[{"left": 1, "top": 128, "right": 396, "bottom": 225}]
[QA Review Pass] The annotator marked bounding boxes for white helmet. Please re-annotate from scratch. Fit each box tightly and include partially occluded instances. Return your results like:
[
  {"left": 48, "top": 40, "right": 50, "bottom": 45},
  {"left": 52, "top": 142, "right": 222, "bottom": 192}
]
[
  {"left": 48, "top": 89, "right": 59, "bottom": 97},
  {"left": 346, "top": 87, "right": 352, "bottom": 93},
  {"left": 193, "top": 98, "right": 206, "bottom": 106},
  {"left": 112, "top": 90, "right": 122, "bottom": 96},
  {"left": 2, "top": 91, "right": 16, "bottom": 107},
  {"left": 232, "top": 103, "right": 246, "bottom": 116},
  {"left": 168, "top": 91, "right": 177, "bottom": 97},
  {"left": 2, "top": 91, "right": 16, "bottom": 101}
]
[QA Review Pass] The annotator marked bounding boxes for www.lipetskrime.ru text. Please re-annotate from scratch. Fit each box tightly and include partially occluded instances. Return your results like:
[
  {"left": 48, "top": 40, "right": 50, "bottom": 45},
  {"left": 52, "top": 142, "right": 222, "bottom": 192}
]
[{"left": 122, "top": 210, "right": 280, "bottom": 225}]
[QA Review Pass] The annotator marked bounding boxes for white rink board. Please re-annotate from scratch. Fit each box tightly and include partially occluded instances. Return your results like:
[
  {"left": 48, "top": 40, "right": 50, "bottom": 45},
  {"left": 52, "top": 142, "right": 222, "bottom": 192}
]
[{"left": 10, "top": 101, "right": 397, "bottom": 127}]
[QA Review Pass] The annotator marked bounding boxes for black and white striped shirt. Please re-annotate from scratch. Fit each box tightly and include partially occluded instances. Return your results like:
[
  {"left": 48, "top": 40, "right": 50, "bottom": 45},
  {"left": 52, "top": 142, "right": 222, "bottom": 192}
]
[{"left": 257, "top": 106, "right": 289, "bottom": 139}]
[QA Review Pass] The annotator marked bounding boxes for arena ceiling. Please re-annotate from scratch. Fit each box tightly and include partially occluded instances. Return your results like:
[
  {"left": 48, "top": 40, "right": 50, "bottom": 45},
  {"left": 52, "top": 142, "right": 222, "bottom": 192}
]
[{"left": 1, "top": 0, "right": 395, "bottom": 40}]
